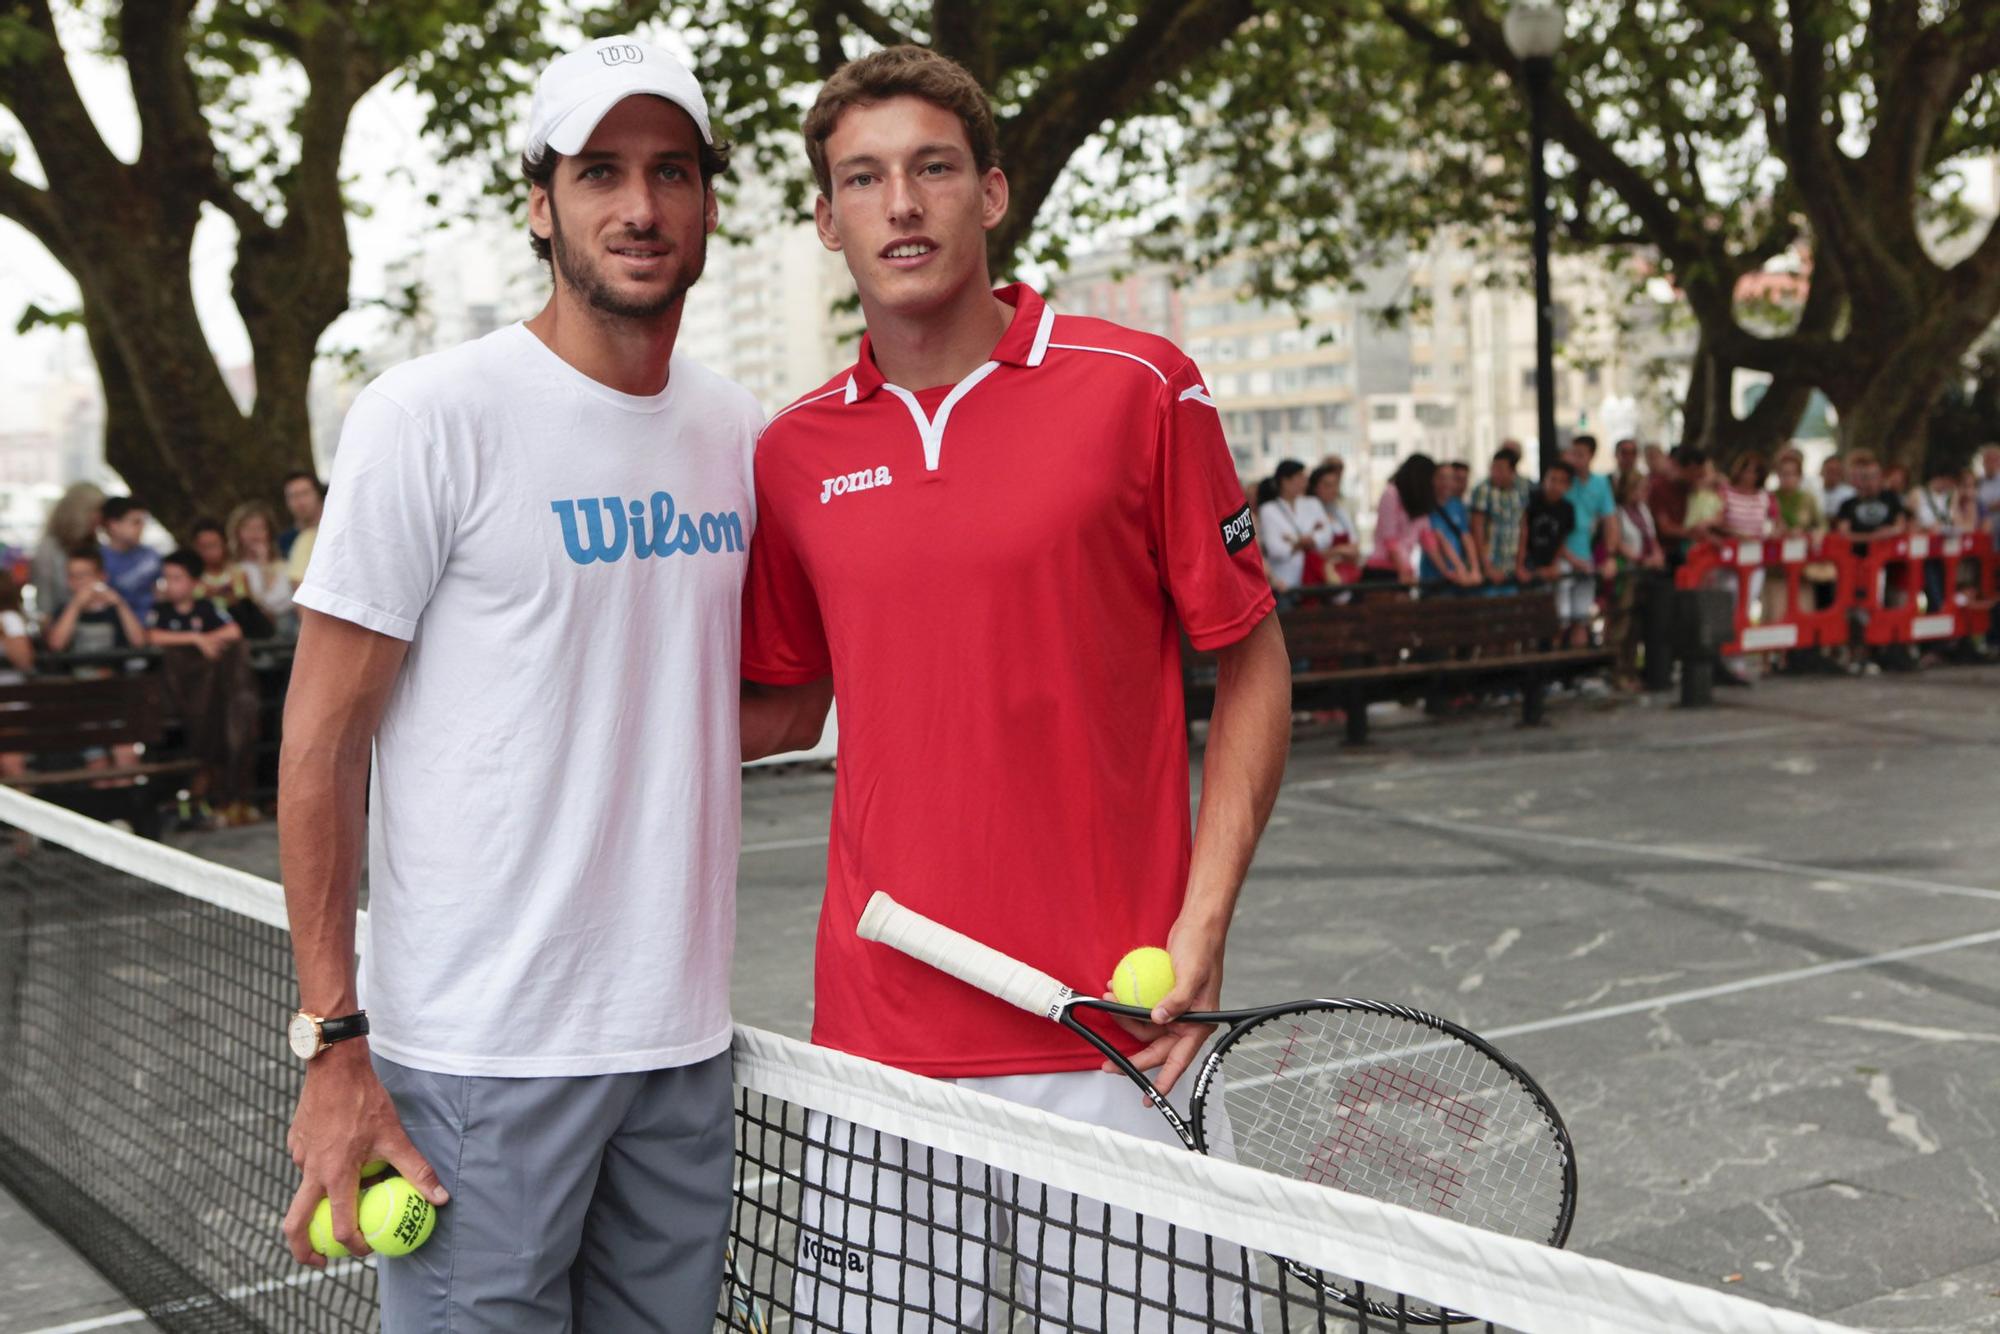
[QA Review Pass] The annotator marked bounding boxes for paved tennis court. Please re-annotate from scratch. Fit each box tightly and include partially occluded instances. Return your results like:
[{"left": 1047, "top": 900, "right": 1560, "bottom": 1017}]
[
  {"left": 5, "top": 666, "right": 1997, "bottom": 1331},
  {"left": 733, "top": 669, "right": 2000, "bottom": 1331}
]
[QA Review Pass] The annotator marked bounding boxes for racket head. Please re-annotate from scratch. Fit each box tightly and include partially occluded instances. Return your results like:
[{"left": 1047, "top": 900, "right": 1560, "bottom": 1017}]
[{"left": 1187, "top": 999, "right": 1576, "bottom": 1323}]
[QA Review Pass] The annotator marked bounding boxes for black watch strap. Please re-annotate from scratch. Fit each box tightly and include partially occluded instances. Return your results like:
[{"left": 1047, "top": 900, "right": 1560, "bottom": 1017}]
[{"left": 320, "top": 1012, "right": 370, "bottom": 1046}]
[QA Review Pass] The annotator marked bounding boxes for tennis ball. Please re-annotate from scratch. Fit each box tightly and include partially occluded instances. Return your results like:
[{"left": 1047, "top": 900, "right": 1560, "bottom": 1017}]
[
  {"left": 1111, "top": 947, "right": 1176, "bottom": 1010},
  {"left": 310, "top": 1177, "right": 437, "bottom": 1259}
]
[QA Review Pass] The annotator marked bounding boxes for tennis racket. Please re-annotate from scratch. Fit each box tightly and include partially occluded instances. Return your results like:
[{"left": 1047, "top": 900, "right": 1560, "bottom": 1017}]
[{"left": 857, "top": 891, "right": 1576, "bottom": 1323}]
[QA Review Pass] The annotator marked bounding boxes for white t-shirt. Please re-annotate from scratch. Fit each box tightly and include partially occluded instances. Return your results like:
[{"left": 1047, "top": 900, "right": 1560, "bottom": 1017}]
[
  {"left": 296, "top": 324, "right": 761, "bottom": 1077},
  {"left": 1257, "top": 497, "right": 1325, "bottom": 589}
]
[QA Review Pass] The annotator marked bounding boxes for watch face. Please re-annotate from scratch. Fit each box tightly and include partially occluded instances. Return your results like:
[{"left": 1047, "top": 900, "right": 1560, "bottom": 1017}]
[{"left": 288, "top": 1012, "right": 321, "bottom": 1060}]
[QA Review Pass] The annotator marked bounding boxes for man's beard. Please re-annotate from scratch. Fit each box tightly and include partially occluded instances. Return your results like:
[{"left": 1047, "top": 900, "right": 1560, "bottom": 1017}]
[{"left": 548, "top": 197, "right": 705, "bottom": 322}]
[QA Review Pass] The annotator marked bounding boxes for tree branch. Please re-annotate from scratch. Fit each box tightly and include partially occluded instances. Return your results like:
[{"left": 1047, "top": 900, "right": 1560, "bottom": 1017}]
[
  {"left": 994, "top": 0, "right": 1256, "bottom": 258},
  {"left": 0, "top": 166, "right": 68, "bottom": 263},
  {"left": 833, "top": 0, "right": 908, "bottom": 51},
  {"left": 119, "top": 0, "right": 209, "bottom": 182},
  {"left": 0, "top": 0, "right": 128, "bottom": 191}
]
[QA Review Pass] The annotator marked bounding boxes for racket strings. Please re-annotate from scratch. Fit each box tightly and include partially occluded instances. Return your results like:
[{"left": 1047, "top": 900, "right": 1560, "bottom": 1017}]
[{"left": 1210, "top": 1008, "right": 1569, "bottom": 1245}]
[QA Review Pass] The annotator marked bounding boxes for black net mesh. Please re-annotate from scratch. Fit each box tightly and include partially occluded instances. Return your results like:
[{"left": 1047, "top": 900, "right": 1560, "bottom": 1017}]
[{"left": 0, "top": 794, "right": 1829, "bottom": 1334}]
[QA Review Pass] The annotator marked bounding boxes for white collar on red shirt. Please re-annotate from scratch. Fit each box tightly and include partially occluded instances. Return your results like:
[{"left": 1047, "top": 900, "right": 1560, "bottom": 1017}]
[{"left": 832, "top": 284, "right": 1056, "bottom": 469}]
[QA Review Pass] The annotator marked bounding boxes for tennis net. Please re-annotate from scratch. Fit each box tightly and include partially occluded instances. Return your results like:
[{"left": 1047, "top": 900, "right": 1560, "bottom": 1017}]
[{"left": 0, "top": 786, "right": 1856, "bottom": 1333}]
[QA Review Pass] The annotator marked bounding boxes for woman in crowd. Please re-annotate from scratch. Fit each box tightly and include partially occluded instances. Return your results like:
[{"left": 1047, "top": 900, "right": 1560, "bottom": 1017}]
[
  {"left": 228, "top": 501, "right": 296, "bottom": 638},
  {"left": 31, "top": 483, "right": 104, "bottom": 621},
  {"left": 1607, "top": 469, "right": 1665, "bottom": 689},
  {"left": 1362, "top": 453, "right": 1441, "bottom": 584},
  {"left": 1257, "top": 459, "right": 1325, "bottom": 596},
  {"left": 1304, "top": 460, "right": 1363, "bottom": 585}
]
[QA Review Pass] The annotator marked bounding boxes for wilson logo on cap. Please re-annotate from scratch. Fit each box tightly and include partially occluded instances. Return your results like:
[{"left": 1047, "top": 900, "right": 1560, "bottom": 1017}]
[{"left": 597, "top": 44, "right": 644, "bottom": 66}]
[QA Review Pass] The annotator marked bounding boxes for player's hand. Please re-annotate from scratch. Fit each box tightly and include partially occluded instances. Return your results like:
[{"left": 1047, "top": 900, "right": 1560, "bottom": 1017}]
[
  {"left": 196, "top": 635, "right": 223, "bottom": 661},
  {"left": 1104, "top": 916, "right": 1226, "bottom": 1098},
  {"left": 282, "top": 1040, "right": 447, "bottom": 1266}
]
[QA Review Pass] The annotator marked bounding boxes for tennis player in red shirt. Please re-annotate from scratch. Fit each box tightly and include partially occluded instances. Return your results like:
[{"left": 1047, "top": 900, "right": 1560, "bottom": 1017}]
[{"left": 741, "top": 46, "right": 1291, "bottom": 1327}]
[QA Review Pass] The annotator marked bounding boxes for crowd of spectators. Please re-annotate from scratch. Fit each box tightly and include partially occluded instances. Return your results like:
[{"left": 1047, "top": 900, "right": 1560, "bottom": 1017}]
[
  {"left": 9, "top": 470, "right": 327, "bottom": 829},
  {"left": 1248, "top": 437, "right": 2000, "bottom": 688}
]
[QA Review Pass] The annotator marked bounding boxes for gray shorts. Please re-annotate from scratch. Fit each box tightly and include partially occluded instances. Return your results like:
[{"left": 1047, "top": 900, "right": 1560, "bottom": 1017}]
[
  {"left": 1556, "top": 573, "right": 1598, "bottom": 625},
  {"left": 373, "top": 1048, "right": 733, "bottom": 1333}
]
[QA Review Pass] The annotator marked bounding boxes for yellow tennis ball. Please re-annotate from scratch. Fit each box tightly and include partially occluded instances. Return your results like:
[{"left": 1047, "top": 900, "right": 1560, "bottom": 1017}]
[
  {"left": 1112, "top": 947, "right": 1176, "bottom": 1009},
  {"left": 310, "top": 1177, "right": 436, "bottom": 1259}
]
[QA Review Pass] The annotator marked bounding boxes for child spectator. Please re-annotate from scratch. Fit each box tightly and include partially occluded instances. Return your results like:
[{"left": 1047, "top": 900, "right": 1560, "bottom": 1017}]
[
  {"left": 190, "top": 518, "right": 250, "bottom": 603},
  {"left": 1362, "top": 454, "right": 1442, "bottom": 584},
  {"left": 150, "top": 550, "right": 260, "bottom": 828},
  {"left": 150, "top": 550, "right": 244, "bottom": 657},
  {"left": 1420, "top": 462, "right": 1481, "bottom": 588},
  {"left": 47, "top": 548, "right": 144, "bottom": 655},
  {"left": 1834, "top": 451, "right": 1909, "bottom": 540},
  {"left": 228, "top": 501, "right": 296, "bottom": 636},
  {"left": 31, "top": 483, "right": 103, "bottom": 622},
  {"left": 1564, "top": 435, "right": 1617, "bottom": 561},
  {"left": 1469, "top": 445, "right": 1532, "bottom": 589},
  {"left": 98, "top": 496, "right": 162, "bottom": 622},
  {"left": 1522, "top": 461, "right": 1578, "bottom": 623}
]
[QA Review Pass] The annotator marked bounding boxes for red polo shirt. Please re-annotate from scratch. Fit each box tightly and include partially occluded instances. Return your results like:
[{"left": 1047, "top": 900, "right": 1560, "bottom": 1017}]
[{"left": 742, "top": 284, "right": 1273, "bottom": 1076}]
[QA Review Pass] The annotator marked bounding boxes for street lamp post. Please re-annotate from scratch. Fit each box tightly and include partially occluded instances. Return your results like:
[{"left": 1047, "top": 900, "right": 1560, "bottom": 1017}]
[{"left": 1506, "top": 1, "right": 1564, "bottom": 479}]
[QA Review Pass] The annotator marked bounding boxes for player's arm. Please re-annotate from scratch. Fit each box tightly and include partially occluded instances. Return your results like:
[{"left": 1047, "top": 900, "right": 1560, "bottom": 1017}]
[
  {"left": 741, "top": 675, "right": 833, "bottom": 761},
  {"left": 1128, "top": 611, "right": 1290, "bottom": 1094},
  {"left": 278, "top": 609, "right": 447, "bottom": 1265}
]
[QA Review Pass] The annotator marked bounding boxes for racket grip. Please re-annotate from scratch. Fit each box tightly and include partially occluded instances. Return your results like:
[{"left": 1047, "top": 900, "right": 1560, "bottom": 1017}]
[{"left": 857, "top": 892, "right": 1075, "bottom": 1021}]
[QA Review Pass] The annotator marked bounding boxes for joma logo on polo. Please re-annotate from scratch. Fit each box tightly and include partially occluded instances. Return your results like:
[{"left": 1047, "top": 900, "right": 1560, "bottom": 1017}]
[
  {"left": 820, "top": 466, "right": 892, "bottom": 505},
  {"left": 550, "top": 493, "right": 745, "bottom": 566}
]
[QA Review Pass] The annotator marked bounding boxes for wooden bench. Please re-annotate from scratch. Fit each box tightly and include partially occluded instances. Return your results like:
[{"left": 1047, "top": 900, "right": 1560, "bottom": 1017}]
[
  {"left": 1184, "top": 588, "right": 1614, "bottom": 742},
  {"left": 0, "top": 676, "right": 199, "bottom": 838}
]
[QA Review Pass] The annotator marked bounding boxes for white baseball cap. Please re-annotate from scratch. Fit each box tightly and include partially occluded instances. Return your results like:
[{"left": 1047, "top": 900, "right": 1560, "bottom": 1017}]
[{"left": 523, "top": 36, "right": 712, "bottom": 159}]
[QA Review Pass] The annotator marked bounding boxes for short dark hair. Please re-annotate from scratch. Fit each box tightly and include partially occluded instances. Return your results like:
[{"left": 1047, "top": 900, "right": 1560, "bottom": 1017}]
[
  {"left": 1307, "top": 462, "right": 1343, "bottom": 494},
  {"left": 163, "top": 549, "right": 203, "bottom": 581},
  {"left": 66, "top": 544, "right": 103, "bottom": 569},
  {"left": 1449, "top": 461, "right": 1470, "bottom": 473},
  {"left": 1273, "top": 458, "right": 1306, "bottom": 485},
  {"left": 281, "top": 470, "right": 324, "bottom": 496},
  {"left": 101, "top": 496, "right": 143, "bottom": 523},
  {"left": 803, "top": 46, "right": 1000, "bottom": 200},
  {"left": 1545, "top": 460, "right": 1575, "bottom": 480},
  {"left": 1494, "top": 443, "right": 1522, "bottom": 464},
  {"left": 1570, "top": 434, "right": 1599, "bottom": 454},
  {"left": 1678, "top": 446, "right": 1709, "bottom": 468},
  {"left": 520, "top": 102, "right": 732, "bottom": 265},
  {"left": 190, "top": 518, "right": 225, "bottom": 542}
]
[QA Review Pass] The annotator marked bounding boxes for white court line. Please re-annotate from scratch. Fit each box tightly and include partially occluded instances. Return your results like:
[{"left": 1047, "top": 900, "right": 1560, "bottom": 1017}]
[
  {"left": 20, "top": 1260, "right": 366, "bottom": 1334},
  {"left": 1280, "top": 793, "right": 2000, "bottom": 906},
  {"left": 23, "top": 1314, "right": 148, "bottom": 1334},
  {"left": 1484, "top": 926, "right": 2000, "bottom": 1042}
]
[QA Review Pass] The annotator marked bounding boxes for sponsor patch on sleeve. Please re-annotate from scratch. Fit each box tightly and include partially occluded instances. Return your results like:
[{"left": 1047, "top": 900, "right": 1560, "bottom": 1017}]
[{"left": 1220, "top": 503, "right": 1256, "bottom": 554}]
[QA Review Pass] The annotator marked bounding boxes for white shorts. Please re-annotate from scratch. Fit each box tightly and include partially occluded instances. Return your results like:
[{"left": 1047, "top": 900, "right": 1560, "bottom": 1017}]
[
  {"left": 789, "top": 1067, "right": 1257, "bottom": 1332},
  {"left": 1555, "top": 573, "right": 1597, "bottom": 625}
]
